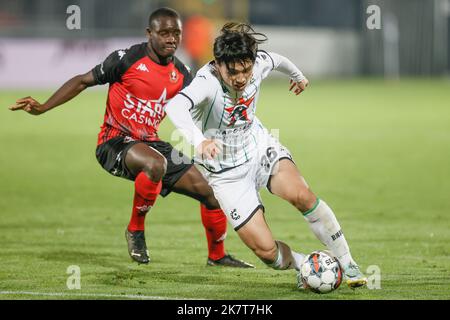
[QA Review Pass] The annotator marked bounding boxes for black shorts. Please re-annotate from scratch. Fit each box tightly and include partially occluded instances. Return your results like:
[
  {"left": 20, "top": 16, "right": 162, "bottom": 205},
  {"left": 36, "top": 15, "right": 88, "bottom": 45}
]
[{"left": 95, "top": 136, "right": 193, "bottom": 197}]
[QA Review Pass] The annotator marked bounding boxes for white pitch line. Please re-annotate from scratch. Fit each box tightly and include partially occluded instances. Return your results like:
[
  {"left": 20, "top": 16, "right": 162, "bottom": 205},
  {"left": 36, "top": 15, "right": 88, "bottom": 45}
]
[{"left": 0, "top": 291, "right": 201, "bottom": 300}]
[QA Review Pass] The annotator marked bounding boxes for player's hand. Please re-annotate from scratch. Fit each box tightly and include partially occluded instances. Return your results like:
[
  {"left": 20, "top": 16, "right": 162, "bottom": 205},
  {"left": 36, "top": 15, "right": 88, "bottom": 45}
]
[
  {"left": 8, "top": 96, "right": 47, "bottom": 115},
  {"left": 197, "top": 139, "right": 221, "bottom": 160},
  {"left": 289, "top": 78, "right": 309, "bottom": 95}
]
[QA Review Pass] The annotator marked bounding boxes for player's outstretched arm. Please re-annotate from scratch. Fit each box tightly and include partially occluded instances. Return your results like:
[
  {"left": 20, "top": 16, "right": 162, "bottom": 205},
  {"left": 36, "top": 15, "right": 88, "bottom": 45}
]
[
  {"left": 9, "top": 71, "right": 96, "bottom": 115},
  {"left": 264, "top": 51, "right": 309, "bottom": 95}
]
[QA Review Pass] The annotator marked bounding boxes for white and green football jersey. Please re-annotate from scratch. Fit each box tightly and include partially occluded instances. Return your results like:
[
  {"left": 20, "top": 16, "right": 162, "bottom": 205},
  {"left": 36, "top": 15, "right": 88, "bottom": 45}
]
[{"left": 166, "top": 51, "right": 305, "bottom": 173}]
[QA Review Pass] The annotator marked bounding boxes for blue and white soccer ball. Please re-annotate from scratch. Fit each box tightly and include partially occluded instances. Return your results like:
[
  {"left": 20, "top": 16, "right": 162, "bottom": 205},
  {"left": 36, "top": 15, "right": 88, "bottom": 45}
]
[{"left": 300, "top": 250, "right": 343, "bottom": 294}]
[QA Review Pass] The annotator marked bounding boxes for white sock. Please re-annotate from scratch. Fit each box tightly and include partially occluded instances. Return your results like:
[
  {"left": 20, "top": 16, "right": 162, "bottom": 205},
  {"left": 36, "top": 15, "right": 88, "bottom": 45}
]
[
  {"left": 303, "top": 199, "right": 355, "bottom": 267},
  {"left": 268, "top": 241, "right": 305, "bottom": 271},
  {"left": 291, "top": 251, "right": 306, "bottom": 271}
]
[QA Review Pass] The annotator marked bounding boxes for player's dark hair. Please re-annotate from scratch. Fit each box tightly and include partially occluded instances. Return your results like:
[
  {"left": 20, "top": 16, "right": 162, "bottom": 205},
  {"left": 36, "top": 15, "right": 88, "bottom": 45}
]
[
  {"left": 213, "top": 22, "right": 267, "bottom": 69},
  {"left": 148, "top": 7, "right": 180, "bottom": 28}
]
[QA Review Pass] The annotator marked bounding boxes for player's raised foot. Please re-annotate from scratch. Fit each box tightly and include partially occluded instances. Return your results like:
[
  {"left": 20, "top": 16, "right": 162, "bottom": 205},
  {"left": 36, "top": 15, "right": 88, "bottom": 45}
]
[
  {"left": 125, "top": 229, "right": 150, "bottom": 264},
  {"left": 343, "top": 263, "right": 367, "bottom": 289},
  {"left": 207, "top": 254, "right": 255, "bottom": 268}
]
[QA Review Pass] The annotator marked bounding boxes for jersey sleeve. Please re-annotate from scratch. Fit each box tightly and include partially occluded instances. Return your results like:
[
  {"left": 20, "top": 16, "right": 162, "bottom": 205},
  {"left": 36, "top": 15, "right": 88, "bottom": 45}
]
[
  {"left": 178, "top": 72, "right": 214, "bottom": 110},
  {"left": 256, "top": 50, "right": 276, "bottom": 79},
  {"left": 91, "top": 49, "right": 126, "bottom": 85},
  {"left": 257, "top": 50, "right": 305, "bottom": 82}
]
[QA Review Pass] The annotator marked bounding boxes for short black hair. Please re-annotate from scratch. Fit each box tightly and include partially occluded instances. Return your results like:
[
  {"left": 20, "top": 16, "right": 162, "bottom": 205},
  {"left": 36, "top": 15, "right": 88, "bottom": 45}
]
[
  {"left": 148, "top": 7, "right": 180, "bottom": 28},
  {"left": 213, "top": 22, "right": 267, "bottom": 69}
]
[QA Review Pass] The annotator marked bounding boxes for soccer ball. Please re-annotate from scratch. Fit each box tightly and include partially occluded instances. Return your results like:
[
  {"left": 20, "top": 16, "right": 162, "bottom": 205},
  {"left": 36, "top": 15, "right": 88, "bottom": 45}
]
[{"left": 300, "top": 250, "right": 343, "bottom": 294}]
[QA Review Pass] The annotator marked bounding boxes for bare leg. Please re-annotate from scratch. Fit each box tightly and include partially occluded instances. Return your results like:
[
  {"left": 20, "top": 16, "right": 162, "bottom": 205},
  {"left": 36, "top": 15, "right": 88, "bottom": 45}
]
[
  {"left": 268, "top": 159, "right": 317, "bottom": 213},
  {"left": 171, "top": 165, "right": 220, "bottom": 209},
  {"left": 125, "top": 143, "right": 167, "bottom": 181},
  {"left": 236, "top": 210, "right": 304, "bottom": 270}
]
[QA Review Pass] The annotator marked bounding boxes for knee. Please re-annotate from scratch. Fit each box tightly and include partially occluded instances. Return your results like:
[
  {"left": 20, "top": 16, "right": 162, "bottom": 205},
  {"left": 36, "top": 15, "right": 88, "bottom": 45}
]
[
  {"left": 193, "top": 183, "right": 220, "bottom": 209},
  {"left": 203, "top": 192, "right": 220, "bottom": 209},
  {"left": 142, "top": 155, "right": 167, "bottom": 181},
  {"left": 290, "top": 188, "right": 317, "bottom": 213}
]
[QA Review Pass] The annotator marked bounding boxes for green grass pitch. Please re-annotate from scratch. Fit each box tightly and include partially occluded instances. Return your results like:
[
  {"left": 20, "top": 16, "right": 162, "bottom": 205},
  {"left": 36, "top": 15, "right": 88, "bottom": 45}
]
[{"left": 0, "top": 79, "right": 449, "bottom": 300}]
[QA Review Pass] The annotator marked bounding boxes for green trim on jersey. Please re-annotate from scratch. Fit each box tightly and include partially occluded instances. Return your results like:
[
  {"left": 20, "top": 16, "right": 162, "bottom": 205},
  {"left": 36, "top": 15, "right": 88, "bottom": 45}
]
[
  {"left": 218, "top": 95, "right": 227, "bottom": 129},
  {"left": 242, "top": 137, "right": 249, "bottom": 161},
  {"left": 250, "top": 132, "right": 257, "bottom": 145},
  {"left": 302, "top": 198, "right": 320, "bottom": 216},
  {"left": 230, "top": 144, "right": 236, "bottom": 166},
  {"left": 251, "top": 82, "right": 258, "bottom": 94},
  {"left": 203, "top": 89, "right": 218, "bottom": 132}
]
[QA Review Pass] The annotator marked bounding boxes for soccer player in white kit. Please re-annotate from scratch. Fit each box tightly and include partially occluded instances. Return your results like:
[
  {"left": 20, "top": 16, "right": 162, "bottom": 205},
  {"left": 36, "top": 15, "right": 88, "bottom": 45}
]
[{"left": 166, "top": 23, "right": 367, "bottom": 288}]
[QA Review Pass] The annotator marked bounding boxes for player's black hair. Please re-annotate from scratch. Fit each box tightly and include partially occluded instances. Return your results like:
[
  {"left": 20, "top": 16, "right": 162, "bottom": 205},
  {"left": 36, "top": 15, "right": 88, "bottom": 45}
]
[
  {"left": 148, "top": 7, "right": 180, "bottom": 28},
  {"left": 213, "top": 22, "right": 267, "bottom": 69}
]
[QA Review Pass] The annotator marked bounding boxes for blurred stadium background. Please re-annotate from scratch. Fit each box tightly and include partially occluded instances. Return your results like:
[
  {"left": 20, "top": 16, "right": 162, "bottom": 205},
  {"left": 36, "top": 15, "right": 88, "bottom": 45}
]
[
  {"left": 1, "top": 0, "right": 449, "bottom": 300},
  {"left": 0, "top": 0, "right": 449, "bottom": 87}
]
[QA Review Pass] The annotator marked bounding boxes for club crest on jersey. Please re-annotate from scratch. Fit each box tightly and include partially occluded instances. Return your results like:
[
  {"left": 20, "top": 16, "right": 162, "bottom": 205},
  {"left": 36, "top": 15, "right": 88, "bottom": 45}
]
[
  {"left": 169, "top": 70, "right": 179, "bottom": 83},
  {"left": 224, "top": 94, "right": 255, "bottom": 127}
]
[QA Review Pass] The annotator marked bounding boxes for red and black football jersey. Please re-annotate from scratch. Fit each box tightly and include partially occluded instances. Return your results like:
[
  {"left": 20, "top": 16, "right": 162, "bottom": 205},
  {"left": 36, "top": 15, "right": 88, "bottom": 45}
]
[{"left": 92, "top": 42, "right": 192, "bottom": 145}]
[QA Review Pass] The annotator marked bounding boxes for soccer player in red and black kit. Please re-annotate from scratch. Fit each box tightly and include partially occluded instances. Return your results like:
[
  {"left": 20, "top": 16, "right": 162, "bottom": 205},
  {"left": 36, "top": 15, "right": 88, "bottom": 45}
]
[{"left": 9, "top": 7, "right": 253, "bottom": 268}]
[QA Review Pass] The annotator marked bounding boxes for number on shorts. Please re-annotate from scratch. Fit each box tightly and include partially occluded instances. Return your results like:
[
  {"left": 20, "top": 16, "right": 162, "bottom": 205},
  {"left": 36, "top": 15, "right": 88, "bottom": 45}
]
[
  {"left": 261, "top": 147, "right": 278, "bottom": 172},
  {"left": 266, "top": 147, "right": 278, "bottom": 162}
]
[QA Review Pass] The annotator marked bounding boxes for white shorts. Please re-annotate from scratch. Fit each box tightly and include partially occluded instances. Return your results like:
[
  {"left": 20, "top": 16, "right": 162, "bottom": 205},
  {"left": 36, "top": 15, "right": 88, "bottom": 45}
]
[{"left": 198, "top": 123, "right": 293, "bottom": 230}]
